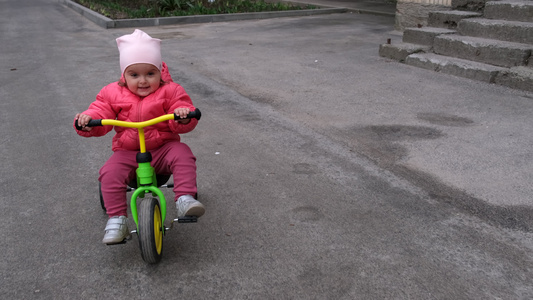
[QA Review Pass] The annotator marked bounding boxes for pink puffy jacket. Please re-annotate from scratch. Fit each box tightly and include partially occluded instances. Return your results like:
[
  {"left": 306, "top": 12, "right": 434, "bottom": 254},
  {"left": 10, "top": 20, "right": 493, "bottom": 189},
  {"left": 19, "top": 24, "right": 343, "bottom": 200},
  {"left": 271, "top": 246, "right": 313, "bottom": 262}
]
[{"left": 74, "top": 62, "right": 198, "bottom": 151}]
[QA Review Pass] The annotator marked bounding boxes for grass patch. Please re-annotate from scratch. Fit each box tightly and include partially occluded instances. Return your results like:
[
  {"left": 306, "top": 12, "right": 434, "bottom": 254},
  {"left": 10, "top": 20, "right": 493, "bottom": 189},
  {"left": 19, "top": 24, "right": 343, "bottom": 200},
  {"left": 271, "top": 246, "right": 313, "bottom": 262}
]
[{"left": 74, "top": 0, "right": 317, "bottom": 19}]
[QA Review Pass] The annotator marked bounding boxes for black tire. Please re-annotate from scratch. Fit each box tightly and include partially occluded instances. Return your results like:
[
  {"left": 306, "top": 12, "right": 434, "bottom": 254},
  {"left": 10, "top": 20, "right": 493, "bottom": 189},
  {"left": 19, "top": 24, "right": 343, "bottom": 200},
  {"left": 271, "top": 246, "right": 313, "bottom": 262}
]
[
  {"left": 138, "top": 198, "right": 164, "bottom": 264},
  {"left": 98, "top": 182, "right": 106, "bottom": 212}
]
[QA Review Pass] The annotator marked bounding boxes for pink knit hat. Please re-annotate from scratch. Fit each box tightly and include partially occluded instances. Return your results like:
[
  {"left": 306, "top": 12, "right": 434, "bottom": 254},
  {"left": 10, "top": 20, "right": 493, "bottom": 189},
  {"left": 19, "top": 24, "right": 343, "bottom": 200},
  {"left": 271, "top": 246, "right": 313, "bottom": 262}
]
[{"left": 116, "top": 29, "right": 162, "bottom": 74}]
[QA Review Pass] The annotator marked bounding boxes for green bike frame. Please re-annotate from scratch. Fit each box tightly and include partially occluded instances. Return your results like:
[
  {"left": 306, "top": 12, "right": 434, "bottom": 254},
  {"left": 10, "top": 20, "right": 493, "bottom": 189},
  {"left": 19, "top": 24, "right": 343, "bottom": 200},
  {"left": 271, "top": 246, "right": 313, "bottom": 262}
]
[{"left": 130, "top": 162, "right": 167, "bottom": 227}]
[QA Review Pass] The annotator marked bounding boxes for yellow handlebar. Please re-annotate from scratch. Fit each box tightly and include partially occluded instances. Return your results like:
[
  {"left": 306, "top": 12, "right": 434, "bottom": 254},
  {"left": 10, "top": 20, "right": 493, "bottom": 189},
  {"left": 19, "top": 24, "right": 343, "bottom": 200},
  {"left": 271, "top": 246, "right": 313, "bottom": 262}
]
[
  {"left": 79, "top": 109, "right": 201, "bottom": 153},
  {"left": 99, "top": 114, "right": 175, "bottom": 129}
]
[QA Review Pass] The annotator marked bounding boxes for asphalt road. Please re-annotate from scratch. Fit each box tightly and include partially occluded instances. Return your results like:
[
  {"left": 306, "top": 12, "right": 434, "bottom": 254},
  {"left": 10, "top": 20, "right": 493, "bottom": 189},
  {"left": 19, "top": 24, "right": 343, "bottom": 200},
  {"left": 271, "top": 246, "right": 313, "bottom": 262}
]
[{"left": 1, "top": 0, "right": 533, "bottom": 299}]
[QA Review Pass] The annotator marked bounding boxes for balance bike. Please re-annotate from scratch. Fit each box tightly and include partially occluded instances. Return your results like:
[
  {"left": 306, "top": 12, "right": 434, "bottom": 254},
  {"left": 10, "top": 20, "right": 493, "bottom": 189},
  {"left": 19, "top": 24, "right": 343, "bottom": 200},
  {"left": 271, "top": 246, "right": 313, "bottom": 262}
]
[{"left": 76, "top": 109, "right": 201, "bottom": 263}]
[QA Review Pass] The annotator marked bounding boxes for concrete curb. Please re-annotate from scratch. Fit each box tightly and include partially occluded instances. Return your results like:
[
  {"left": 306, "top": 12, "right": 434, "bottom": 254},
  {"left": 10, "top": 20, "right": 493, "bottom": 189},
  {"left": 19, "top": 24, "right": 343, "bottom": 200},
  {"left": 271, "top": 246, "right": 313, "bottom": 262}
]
[
  {"left": 61, "top": 0, "right": 347, "bottom": 29},
  {"left": 283, "top": 0, "right": 396, "bottom": 17},
  {"left": 62, "top": 0, "right": 114, "bottom": 28}
]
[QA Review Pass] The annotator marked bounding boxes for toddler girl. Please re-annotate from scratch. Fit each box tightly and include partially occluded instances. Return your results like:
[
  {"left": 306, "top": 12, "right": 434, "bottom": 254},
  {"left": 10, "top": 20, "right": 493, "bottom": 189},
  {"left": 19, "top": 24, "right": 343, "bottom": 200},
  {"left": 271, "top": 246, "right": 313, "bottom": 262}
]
[{"left": 74, "top": 29, "right": 205, "bottom": 245}]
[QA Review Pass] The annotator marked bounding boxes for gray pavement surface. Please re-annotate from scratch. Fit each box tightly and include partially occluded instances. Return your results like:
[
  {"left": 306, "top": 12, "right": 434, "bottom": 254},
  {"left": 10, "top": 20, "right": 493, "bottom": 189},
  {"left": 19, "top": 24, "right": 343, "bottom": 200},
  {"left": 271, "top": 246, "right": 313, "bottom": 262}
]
[{"left": 1, "top": 0, "right": 533, "bottom": 299}]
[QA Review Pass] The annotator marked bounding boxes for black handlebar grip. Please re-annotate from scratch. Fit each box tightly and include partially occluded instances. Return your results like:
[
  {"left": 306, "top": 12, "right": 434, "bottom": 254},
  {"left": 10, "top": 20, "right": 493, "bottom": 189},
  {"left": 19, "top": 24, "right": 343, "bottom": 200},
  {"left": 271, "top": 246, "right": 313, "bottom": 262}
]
[
  {"left": 88, "top": 119, "right": 103, "bottom": 127},
  {"left": 75, "top": 119, "right": 102, "bottom": 130},
  {"left": 175, "top": 108, "right": 201, "bottom": 121}
]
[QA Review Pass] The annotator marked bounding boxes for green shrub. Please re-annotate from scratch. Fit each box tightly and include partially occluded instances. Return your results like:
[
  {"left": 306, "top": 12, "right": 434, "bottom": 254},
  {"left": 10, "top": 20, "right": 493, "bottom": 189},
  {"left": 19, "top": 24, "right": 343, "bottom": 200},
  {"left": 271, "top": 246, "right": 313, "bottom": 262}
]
[{"left": 74, "top": 0, "right": 316, "bottom": 19}]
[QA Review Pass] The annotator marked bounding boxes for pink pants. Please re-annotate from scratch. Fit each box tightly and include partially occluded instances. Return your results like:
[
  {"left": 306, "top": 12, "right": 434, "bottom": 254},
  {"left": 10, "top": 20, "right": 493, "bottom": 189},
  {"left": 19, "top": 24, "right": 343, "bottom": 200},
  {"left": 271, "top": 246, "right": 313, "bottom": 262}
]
[{"left": 99, "top": 141, "right": 197, "bottom": 217}]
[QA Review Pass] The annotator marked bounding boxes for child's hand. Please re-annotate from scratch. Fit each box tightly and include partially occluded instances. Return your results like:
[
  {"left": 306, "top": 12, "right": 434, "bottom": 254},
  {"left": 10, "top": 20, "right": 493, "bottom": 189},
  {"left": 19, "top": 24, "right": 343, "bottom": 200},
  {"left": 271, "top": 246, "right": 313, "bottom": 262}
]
[
  {"left": 75, "top": 113, "right": 93, "bottom": 131},
  {"left": 174, "top": 107, "right": 191, "bottom": 124}
]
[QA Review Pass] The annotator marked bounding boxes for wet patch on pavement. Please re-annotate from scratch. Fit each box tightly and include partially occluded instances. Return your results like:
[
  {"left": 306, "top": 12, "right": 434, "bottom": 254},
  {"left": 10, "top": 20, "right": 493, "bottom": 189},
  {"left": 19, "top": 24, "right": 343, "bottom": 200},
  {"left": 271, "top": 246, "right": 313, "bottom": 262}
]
[
  {"left": 292, "top": 205, "right": 324, "bottom": 222},
  {"left": 293, "top": 163, "right": 318, "bottom": 175},
  {"left": 417, "top": 113, "right": 474, "bottom": 127},
  {"left": 332, "top": 124, "right": 533, "bottom": 232}
]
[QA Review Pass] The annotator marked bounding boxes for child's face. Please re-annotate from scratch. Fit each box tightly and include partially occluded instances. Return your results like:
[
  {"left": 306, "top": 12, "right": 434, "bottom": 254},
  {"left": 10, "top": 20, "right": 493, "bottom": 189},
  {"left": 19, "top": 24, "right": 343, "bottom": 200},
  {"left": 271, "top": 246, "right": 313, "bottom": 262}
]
[{"left": 124, "top": 63, "right": 161, "bottom": 97}]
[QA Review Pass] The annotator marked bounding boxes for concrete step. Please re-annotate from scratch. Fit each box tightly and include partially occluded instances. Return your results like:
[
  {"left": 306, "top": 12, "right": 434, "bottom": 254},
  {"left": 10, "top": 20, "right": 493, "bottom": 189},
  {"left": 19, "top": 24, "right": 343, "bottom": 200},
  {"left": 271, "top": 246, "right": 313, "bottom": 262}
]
[
  {"left": 403, "top": 27, "right": 457, "bottom": 46},
  {"left": 379, "top": 42, "right": 430, "bottom": 62},
  {"left": 451, "top": 0, "right": 488, "bottom": 11},
  {"left": 494, "top": 66, "right": 533, "bottom": 92},
  {"left": 458, "top": 18, "right": 533, "bottom": 44},
  {"left": 405, "top": 52, "right": 506, "bottom": 83},
  {"left": 405, "top": 53, "right": 533, "bottom": 91},
  {"left": 428, "top": 10, "right": 482, "bottom": 29},
  {"left": 433, "top": 34, "right": 532, "bottom": 67},
  {"left": 484, "top": 1, "right": 533, "bottom": 22}
]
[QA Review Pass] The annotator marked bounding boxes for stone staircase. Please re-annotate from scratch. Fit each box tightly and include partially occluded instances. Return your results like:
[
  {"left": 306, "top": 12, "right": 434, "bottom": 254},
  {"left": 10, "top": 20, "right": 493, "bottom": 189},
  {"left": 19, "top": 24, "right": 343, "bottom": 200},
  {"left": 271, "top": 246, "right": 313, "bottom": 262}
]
[{"left": 379, "top": 0, "right": 533, "bottom": 92}]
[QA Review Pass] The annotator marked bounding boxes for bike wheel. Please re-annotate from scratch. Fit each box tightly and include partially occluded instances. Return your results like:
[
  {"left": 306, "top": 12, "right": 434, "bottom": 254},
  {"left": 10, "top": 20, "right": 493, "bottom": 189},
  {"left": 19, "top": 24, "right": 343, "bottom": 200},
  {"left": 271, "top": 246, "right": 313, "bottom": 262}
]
[
  {"left": 98, "top": 182, "right": 106, "bottom": 212},
  {"left": 138, "top": 198, "right": 164, "bottom": 264}
]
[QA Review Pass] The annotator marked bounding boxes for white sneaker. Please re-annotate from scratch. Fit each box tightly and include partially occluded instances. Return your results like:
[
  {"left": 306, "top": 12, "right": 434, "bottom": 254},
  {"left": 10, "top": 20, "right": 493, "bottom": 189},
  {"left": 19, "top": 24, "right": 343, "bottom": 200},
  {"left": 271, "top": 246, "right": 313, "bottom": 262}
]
[
  {"left": 176, "top": 195, "right": 205, "bottom": 218},
  {"left": 102, "top": 216, "right": 129, "bottom": 244}
]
